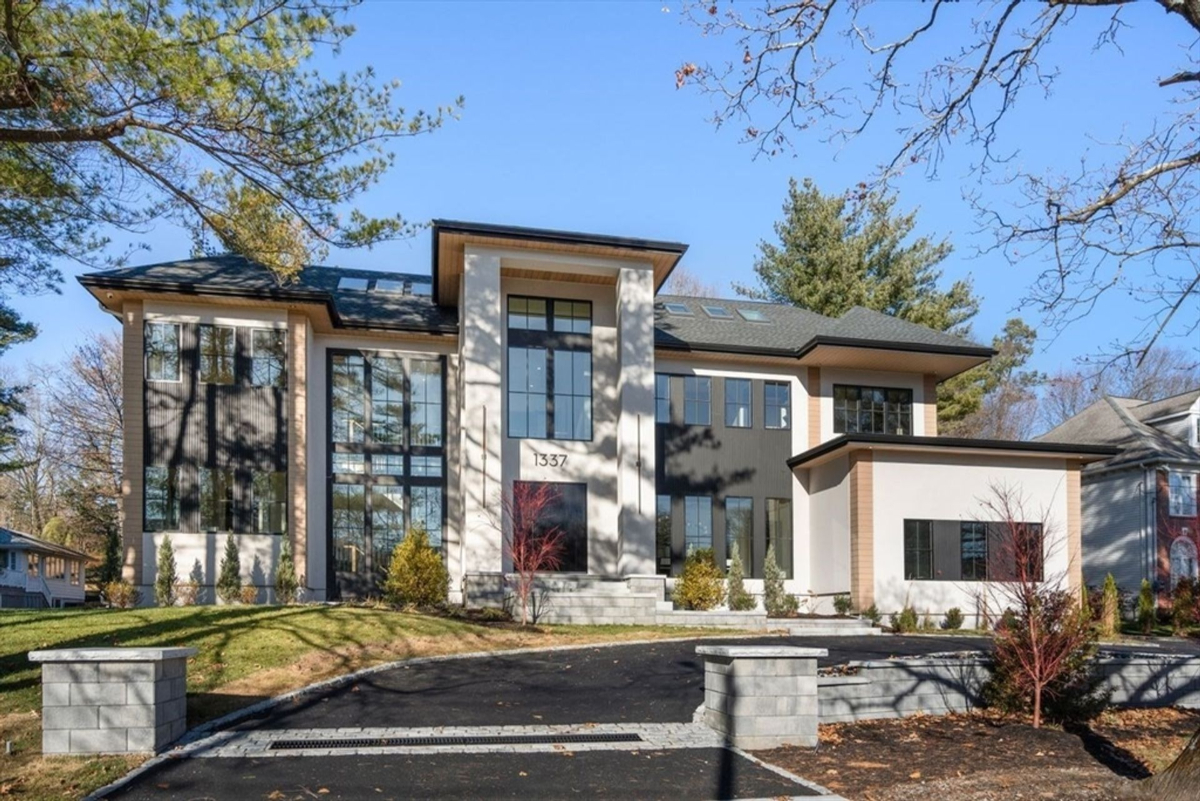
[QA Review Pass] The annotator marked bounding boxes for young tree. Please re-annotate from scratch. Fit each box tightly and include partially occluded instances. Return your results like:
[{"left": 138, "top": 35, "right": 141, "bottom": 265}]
[
  {"left": 500, "top": 483, "right": 564, "bottom": 625},
  {"left": 382, "top": 527, "right": 448, "bottom": 608},
  {"left": 216, "top": 536, "right": 242, "bottom": 605},
  {"left": 678, "top": 2, "right": 1200, "bottom": 365},
  {"left": 979, "top": 485, "right": 1097, "bottom": 728},
  {"left": 1100, "top": 573, "right": 1121, "bottom": 640},
  {"left": 726, "top": 541, "right": 755, "bottom": 611},
  {"left": 155, "top": 536, "right": 178, "bottom": 607},
  {"left": 274, "top": 538, "right": 300, "bottom": 605},
  {"left": 762, "top": 543, "right": 797, "bottom": 616}
]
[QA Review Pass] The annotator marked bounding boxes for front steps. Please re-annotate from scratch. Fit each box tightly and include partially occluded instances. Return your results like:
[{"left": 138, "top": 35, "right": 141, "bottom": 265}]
[{"left": 462, "top": 573, "right": 882, "bottom": 634}]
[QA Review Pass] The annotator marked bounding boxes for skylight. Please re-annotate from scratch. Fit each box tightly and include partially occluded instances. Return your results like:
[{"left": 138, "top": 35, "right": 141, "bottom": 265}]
[
  {"left": 737, "top": 308, "right": 769, "bottom": 322},
  {"left": 337, "top": 276, "right": 369, "bottom": 291},
  {"left": 410, "top": 280, "right": 433, "bottom": 296},
  {"left": 374, "top": 279, "right": 406, "bottom": 293},
  {"left": 702, "top": 305, "right": 733, "bottom": 319},
  {"left": 663, "top": 302, "right": 692, "bottom": 316}
]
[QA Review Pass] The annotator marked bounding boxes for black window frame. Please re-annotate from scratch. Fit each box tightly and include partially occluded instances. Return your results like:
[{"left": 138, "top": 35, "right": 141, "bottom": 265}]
[
  {"left": 724, "top": 378, "right": 751, "bottom": 429},
  {"left": 725, "top": 496, "right": 753, "bottom": 572},
  {"left": 655, "top": 374, "right": 671, "bottom": 424},
  {"left": 833, "top": 384, "right": 913, "bottom": 435},
  {"left": 766, "top": 497, "right": 793, "bottom": 580},
  {"left": 656, "top": 494, "right": 672, "bottom": 575},
  {"left": 198, "top": 323, "right": 236, "bottom": 385},
  {"left": 683, "top": 376, "right": 712, "bottom": 426},
  {"left": 199, "top": 467, "right": 234, "bottom": 533},
  {"left": 904, "top": 519, "right": 934, "bottom": 580},
  {"left": 684, "top": 495, "right": 713, "bottom": 555},
  {"left": 251, "top": 470, "right": 288, "bottom": 535},
  {"left": 144, "top": 464, "right": 180, "bottom": 532},
  {"left": 505, "top": 295, "right": 593, "bottom": 442},
  {"left": 764, "top": 381, "right": 791, "bottom": 430},
  {"left": 960, "top": 521, "right": 988, "bottom": 581}
]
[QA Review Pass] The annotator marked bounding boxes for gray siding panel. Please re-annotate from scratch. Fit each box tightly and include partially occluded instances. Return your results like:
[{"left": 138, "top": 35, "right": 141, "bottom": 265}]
[
  {"left": 1082, "top": 471, "right": 1147, "bottom": 592},
  {"left": 932, "top": 520, "right": 961, "bottom": 582}
]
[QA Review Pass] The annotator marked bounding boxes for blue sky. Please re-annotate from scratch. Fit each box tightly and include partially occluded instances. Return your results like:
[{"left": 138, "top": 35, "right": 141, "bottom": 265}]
[{"left": 9, "top": 1, "right": 1194, "bottom": 374}]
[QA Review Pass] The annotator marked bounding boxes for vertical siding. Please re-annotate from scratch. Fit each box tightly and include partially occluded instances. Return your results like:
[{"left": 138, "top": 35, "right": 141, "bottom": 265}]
[
  {"left": 807, "top": 367, "right": 821, "bottom": 449},
  {"left": 923, "top": 374, "right": 938, "bottom": 436},
  {"left": 1081, "top": 470, "right": 1146, "bottom": 592},
  {"left": 1066, "top": 460, "right": 1082, "bottom": 595},
  {"left": 849, "top": 450, "right": 874, "bottom": 609},
  {"left": 122, "top": 301, "right": 145, "bottom": 584}
]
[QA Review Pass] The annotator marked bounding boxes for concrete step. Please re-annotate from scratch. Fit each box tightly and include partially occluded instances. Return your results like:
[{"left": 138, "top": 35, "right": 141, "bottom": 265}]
[
  {"left": 780, "top": 625, "right": 882, "bottom": 637},
  {"left": 532, "top": 594, "right": 659, "bottom": 609}
]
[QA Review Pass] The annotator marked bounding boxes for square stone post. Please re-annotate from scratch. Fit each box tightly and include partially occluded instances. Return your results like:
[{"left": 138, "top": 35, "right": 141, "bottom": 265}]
[
  {"left": 29, "top": 647, "right": 197, "bottom": 755},
  {"left": 697, "top": 645, "right": 827, "bottom": 749}
]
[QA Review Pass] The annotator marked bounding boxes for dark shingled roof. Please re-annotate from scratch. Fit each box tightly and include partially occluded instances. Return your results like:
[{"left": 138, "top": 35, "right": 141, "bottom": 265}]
[
  {"left": 79, "top": 258, "right": 991, "bottom": 358},
  {"left": 1038, "top": 395, "right": 1200, "bottom": 470}
]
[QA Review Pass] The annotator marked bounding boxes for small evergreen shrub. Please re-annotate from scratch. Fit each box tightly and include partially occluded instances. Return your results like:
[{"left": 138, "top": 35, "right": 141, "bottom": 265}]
[
  {"left": 672, "top": 548, "right": 726, "bottom": 611},
  {"left": 103, "top": 580, "right": 140, "bottom": 609},
  {"left": 1099, "top": 573, "right": 1121, "bottom": 639},
  {"left": 762, "top": 543, "right": 798, "bottom": 616},
  {"left": 942, "top": 607, "right": 964, "bottom": 630},
  {"left": 860, "top": 603, "right": 882, "bottom": 627},
  {"left": 239, "top": 584, "right": 259, "bottom": 605},
  {"left": 216, "top": 537, "right": 242, "bottom": 605},
  {"left": 383, "top": 527, "right": 449, "bottom": 607},
  {"left": 996, "top": 608, "right": 1019, "bottom": 632},
  {"left": 99, "top": 527, "right": 122, "bottom": 585},
  {"left": 274, "top": 538, "right": 300, "bottom": 605},
  {"left": 154, "top": 536, "right": 178, "bottom": 607},
  {"left": 832, "top": 593, "right": 853, "bottom": 616},
  {"left": 1137, "top": 579, "right": 1157, "bottom": 634},
  {"left": 725, "top": 541, "right": 756, "bottom": 611},
  {"left": 1172, "top": 577, "right": 1196, "bottom": 634},
  {"left": 890, "top": 605, "right": 919, "bottom": 633},
  {"left": 177, "top": 579, "right": 201, "bottom": 606},
  {"left": 1079, "top": 582, "right": 1093, "bottom": 625}
]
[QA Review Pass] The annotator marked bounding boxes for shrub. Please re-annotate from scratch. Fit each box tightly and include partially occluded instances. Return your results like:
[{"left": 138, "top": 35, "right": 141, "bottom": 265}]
[
  {"left": 942, "top": 607, "right": 964, "bottom": 630},
  {"left": 383, "top": 527, "right": 449, "bottom": 607},
  {"left": 239, "top": 584, "right": 258, "bottom": 605},
  {"left": 1099, "top": 574, "right": 1121, "bottom": 639},
  {"left": 996, "top": 608, "right": 1019, "bottom": 632},
  {"left": 154, "top": 536, "right": 178, "bottom": 607},
  {"left": 860, "top": 603, "right": 882, "bottom": 627},
  {"left": 177, "top": 579, "right": 201, "bottom": 606},
  {"left": 1079, "top": 582, "right": 1093, "bottom": 625},
  {"left": 672, "top": 548, "right": 725, "bottom": 611},
  {"left": 890, "top": 605, "right": 919, "bottom": 633},
  {"left": 274, "top": 538, "right": 300, "bottom": 605},
  {"left": 1137, "top": 579, "right": 1157, "bottom": 634},
  {"left": 762, "top": 543, "right": 798, "bottom": 616},
  {"left": 103, "top": 580, "right": 140, "bottom": 609},
  {"left": 217, "top": 537, "right": 242, "bottom": 605},
  {"left": 725, "top": 541, "right": 756, "bottom": 611},
  {"left": 99, "top": 527, "right": 122, "bottom": 585},
  {"left": 832, "top": 593, "right": 853, "bottom": 616},
  {"left": 1172, "top": 578, "right": 1196, "bottom": 635}
]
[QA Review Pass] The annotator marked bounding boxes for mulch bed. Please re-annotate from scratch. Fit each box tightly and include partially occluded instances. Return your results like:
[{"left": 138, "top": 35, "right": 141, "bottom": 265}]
[{"left": 755, "top": 708, "right": 1200, "bottom": 801}]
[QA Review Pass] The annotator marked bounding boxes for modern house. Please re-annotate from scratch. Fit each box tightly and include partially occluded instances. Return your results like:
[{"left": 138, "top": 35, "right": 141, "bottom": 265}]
[
  {"left": 1040, "top": 390, "right": 1200, "bottom": 601},
  {"left": 0, "top": 527, "right": 89, "bottom": 608},
  {"left": 78, "top": 220, "right": 1114, "bottom": 621}
]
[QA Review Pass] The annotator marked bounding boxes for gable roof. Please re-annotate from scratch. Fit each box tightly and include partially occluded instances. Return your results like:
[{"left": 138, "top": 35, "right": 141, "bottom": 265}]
[
  {"left": 1039, "top": 395, "right": 1200, "bottom": 470},
  {"left": 0, "top": 527, "right": 91, "bottom": 560},
  {"left": 1130, "top": 388, "right": 1200, "bottom": 422}
]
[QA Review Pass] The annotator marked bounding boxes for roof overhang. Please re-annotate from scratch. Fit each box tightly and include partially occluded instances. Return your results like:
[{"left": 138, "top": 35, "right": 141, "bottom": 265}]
[
  {"left": 432, "top": 219, "right": 688, "bottom": 307},
  {"left": 787, "top": 434, "right": 1119, "bottom": 471}
]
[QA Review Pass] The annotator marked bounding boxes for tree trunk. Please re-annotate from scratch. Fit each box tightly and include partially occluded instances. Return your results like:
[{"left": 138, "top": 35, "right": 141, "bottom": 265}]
[
  {"left": 1131, "top": 725, "right": 1200, "bottom": 799},
  {"left": 1032, "top": 685, "right": 1042, "bottom": 729}
]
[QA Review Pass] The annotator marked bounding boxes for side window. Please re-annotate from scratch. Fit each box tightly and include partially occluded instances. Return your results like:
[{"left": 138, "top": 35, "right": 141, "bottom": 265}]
[
  {"left": 960, "top": 521, "right": 988, "bottom": 580},
  {"left": 199, "top": 324, "right": 235, "bottom": 384},
  {"left": 683, "top": 377, "right": 711, "bottom": 426},
  {"left": 199, "top": 468, "right": 234, "bottom": 532},
  {"left": 684, "top": 495, "right": 713, "bottom": 554},
  {"left": 251, "top": 471, "right": 287, "bottom": 534},
  {"left": 655, "top": 374, "right": 671, "bottom": 424},
  {"left": 764, "top": 381, "right": 790, "bottom": 430},
  {"left": 656, "top": 495, "right": 672, "bottom": 575},
  {"left": 725, "top": 378, "right": 751, "bottom": 428},
  {"left": 145, "top": 465, "right": 180, "bottom": 532},
  {"left": 145, "top": 323, "right": 180, "bottom": 382},
  {"left": 903, "top": 519, "right": 933, "bottom": 580},
  {"left": 250, "top": 329, "right": 287, "bottom": 387}
]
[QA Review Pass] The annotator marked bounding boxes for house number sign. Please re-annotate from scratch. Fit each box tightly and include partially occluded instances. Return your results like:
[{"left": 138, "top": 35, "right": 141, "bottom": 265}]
[{"left": 533, "top": 453, "right": 569, "bottom": 468}]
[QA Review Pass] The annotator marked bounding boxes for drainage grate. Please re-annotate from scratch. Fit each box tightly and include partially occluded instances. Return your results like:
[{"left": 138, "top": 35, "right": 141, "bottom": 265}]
[{"left": 268, "top": 732, "right": 643, "bottom": 751}]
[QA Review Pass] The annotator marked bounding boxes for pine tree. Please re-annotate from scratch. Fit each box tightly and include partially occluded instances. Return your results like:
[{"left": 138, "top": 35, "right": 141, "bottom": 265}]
[
  {"left": 155, "top": 536, "right": 178, "bottom": 607},
  {"left": 99, "top": 526, "right": 122, "bottom": 585},
  {"left": 1100, "top": 573, "right": 1121, "bottom": 639},
  {"left": 274, "top": 538, "right": 300, "bottom": 605},
  {"left": 762, "top": 543, "right": 798, "bottom": 617},
  {"left": 217, "top": 536, "right": 242, "bottom": 605},
  {"left": 726, "top": 541, "right": 756, "bottom": 611}
]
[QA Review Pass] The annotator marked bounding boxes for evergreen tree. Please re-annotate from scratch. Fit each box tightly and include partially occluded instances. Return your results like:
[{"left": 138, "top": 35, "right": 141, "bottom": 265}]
[
  {"left": 1137, "top": 579, "right": 1157, "bottom": 635},
  {"left": 762, "top": 543, "right": 798, "bottom": 617},
  {"left": 274, "top": 538, "right": 300, "bottom": 605},
  {"left": 217, "top": 537, "right": 242, "bottom": 605},
  {"left": 726, "top": 541, "right": 755, "bottom": 611},
  {"left": 155, "top": 536, "right": 178, "bottom": 607},
  {"left": 99, "top": 526, "right": 123, "bottom": 586},
  {"left": 1100, "top": 574, "right": 1121, "bottom": 639}
]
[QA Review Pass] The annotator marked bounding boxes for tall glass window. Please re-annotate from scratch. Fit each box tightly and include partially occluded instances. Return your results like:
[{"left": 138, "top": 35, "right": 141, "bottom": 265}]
[
  {"left": 371, "top": 357, "right": 405, "bottom": 445},
  {"left": 684, "top": 495, "right": 713, "bottom": 554},
  {"left": 411, "top": 360, "right": 444, "bottom": 446},
  {"left": 371, "top": 487, "right": 405, "bottom": 570},
  {"left": 332, "top": 484, "right": 366, "bottom": 574},
  {"left": 961, "top": 521, "right": 988, "bottom": 580},
  {"left": 725, "top": 497, "right": 753, "bottom": 572},
  {"left": 251, "top": 471, "right": 287, "bottom": 534},
  {"left": 199, "top": 324, "right": 235, "bottom": 384},
  {"left": 655, "top": 374, "right": 671, "bottom": 424},
  {"left": 766, "top": 498, "right": 792, "bottom": 579},
  {"left": 507, "top": 296, "right": 592, "bottom": 441},
  {"left": 507, "top": 297, "right": 548, "bottom": 331},
  {"left": 833, "top": 385, "right": 913, "bottom": 435},
  {"left": 250, "top": 329, "right": 287, "bottom": 387},
  {"left": 656, "top": 495, "right": 672, "bottom": 575},
  {"left": 725, "top": 378, "right": 751, "bottom": 428},
  {"left": 553, "top": 300, "right": 592, "bottom": 334},
  {"left": 764, "top": 382, "right": 790, "bottom": 430},
  {"left": 507, "top": 346, "right": 548, "bottom": 439},
  {"left": 684, "top": 377, "right": 711, "bottom": 425},
  {"left": 331, "top": 354, "right": 366, "bottom": 444},
  {"left": 412, "top": 486, "right": 443, "bottom": 548},
  {"left": 904, "top": 519, "right": 934, "bottom": 580},
  {"left": 553, "top": 350, "right": 592, "bottom": 440},
  {"left": 145, "top": 323, "right": 180, "bottom": 381},
  {"left": 144, "top": 465, "right": 179, "bottom": 532},
  {"left": 199, "top": 468, "right": 234, "bottom": 532}
]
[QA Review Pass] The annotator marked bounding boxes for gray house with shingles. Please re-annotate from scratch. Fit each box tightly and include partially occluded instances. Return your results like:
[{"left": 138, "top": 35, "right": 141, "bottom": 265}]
[{"left": 1041, "top": 390, "right": 1200, "bottom": 601}]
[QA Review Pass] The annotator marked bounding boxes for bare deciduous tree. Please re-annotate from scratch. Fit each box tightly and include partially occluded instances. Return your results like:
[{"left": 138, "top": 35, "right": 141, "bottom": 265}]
[
  {"left": 660, "top": 266, "right": 722, "bottom": 297},
  {"left": 676, "top": 1, "right": 1200, "bottom": 366},
  {"left": 500, "top": 482, "right": 565, "bottom": 626}
]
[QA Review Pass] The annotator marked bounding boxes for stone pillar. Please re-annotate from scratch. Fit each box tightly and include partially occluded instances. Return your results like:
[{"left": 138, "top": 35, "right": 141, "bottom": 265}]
[
  {"left": 616, "top": 266, "right": 656, "bottom": 576},
  {"left": 29, "top": 647, "right": 196, "bottom": 755},
  {"left": 287, "top": 312, "right": 309, "bottom": 594},
  {"left": 697, "top": 645, "right": 826, "bottom": 749}
]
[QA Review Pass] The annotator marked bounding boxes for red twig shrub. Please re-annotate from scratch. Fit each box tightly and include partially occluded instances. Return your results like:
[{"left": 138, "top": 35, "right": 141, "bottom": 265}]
[{"left": 501, "top": 482, "right": 565, "bottom": 625}]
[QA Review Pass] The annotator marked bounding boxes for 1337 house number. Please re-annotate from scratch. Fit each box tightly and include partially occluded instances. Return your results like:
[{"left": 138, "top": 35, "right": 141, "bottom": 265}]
[{"left": 533, "top": 453, "right": 568, "bottom": 468}]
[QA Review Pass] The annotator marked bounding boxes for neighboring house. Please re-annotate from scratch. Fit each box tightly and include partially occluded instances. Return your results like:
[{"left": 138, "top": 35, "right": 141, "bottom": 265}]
[
  {"left": 77, "top": 220, "right": 1112, "bottom": 621},
  {"left": 0, "top": 527, "right": 89, "bottom": 608},
  {"left": 1040, "top": 390, "right": 1200, "bottom": 602}
]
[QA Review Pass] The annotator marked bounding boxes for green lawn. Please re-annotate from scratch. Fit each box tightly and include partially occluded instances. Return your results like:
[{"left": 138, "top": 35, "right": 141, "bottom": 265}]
[{"left": 0, "top": 605, "right": 720, "bottom": 800}]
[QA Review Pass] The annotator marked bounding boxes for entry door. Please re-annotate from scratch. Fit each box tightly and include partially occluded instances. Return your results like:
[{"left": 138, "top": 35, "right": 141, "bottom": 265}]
[{"left": 517, "top": 481, "right": 588, "bottom": 573}]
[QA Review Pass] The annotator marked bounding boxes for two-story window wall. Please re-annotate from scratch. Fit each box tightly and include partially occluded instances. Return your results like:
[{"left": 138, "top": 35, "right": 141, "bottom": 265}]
[
  {"left": 506, "top": 297, "right": 593, "bottom": 441},
  {"left": 328, "top": 350, "right": 445, "bottom": 598},
  {"left": 143, "top": 320, "right": 287, "bottom": 537}
]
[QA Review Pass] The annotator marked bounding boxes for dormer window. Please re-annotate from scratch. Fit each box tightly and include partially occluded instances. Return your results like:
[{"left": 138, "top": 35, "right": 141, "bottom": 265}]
[
  {"left": 702, "top": 305, "right": 733, "bottom": 319},
  {"left": 736, "top": 308, "right": 769, "bottom": 322},
  {"left": 662, "top": 302, "right": 692, "bottom": 316},
  {"left": 338, "top": 276, "right": 369, "bottom": 291}
]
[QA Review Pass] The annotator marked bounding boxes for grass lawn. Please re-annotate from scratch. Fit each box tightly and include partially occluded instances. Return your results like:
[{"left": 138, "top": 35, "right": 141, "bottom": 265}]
[{"left": 0, "top": 604, "right": 721, "bottom": 800}]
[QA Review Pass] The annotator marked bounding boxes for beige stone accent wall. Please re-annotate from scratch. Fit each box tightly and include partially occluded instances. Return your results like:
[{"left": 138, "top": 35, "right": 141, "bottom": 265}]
[
  {"left": 923, "top": 374, "right": 938, "bottom": 436},
  {"left": 849, "top": 450, "right": 874, "bottom": 610},
  {"left": 807, "top": 367, "right": 821, "bottom": 449},
  {"left": 121, "top": 301, "right": 145, "bottom": 585},
  {"left": 287, "top": 313, "right": 308, "bottom": 588},
  {"left": 1066, "top": 459, "right": 1082, "bottom": 596}
]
